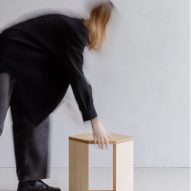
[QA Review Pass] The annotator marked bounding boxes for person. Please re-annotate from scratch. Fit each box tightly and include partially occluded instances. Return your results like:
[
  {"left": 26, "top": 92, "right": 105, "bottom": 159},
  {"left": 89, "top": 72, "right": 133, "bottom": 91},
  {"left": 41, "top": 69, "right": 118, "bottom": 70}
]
[{"left": 0, "top": 1, "right": 114, "bottom": 191}]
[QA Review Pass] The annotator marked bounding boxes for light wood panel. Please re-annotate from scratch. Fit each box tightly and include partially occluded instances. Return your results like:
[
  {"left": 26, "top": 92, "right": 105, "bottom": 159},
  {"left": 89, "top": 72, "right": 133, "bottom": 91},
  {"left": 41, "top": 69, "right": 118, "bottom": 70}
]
[
  {"left": 69, "top": 140, "right": 89, "bottom": 191},
  {"left": 69, "top": 133, "right": 133, "bottom": 144},
  {"left": 113, "top": 141, "right": 134, "bottom": 191}
]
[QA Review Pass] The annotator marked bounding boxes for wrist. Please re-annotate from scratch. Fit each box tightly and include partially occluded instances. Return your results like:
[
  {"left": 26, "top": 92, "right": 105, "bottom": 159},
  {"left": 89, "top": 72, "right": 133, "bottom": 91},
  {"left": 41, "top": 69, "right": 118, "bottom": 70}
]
[{"left": 90, "top": 116, "right": 98, "bottom": 125}]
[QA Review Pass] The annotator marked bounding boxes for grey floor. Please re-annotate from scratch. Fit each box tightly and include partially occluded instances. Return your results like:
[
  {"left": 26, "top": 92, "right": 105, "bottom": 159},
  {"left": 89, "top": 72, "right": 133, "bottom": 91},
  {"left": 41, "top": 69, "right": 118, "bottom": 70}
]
[{"left": 0, "top": 167, "right": 190, "bottom": 191}]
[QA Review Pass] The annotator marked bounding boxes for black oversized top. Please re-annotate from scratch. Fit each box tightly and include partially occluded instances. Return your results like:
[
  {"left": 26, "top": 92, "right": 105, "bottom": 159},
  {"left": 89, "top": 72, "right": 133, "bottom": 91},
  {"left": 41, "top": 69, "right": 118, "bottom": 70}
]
[{"left": 0, "top": 13, "right": 97, "bottom": 125}]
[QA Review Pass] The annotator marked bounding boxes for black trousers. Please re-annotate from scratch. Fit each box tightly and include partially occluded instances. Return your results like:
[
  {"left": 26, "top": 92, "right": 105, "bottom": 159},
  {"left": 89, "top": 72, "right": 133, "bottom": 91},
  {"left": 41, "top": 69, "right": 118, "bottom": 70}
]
[{"left": 0, "top": 73, "right": 50, "bottom": 181}]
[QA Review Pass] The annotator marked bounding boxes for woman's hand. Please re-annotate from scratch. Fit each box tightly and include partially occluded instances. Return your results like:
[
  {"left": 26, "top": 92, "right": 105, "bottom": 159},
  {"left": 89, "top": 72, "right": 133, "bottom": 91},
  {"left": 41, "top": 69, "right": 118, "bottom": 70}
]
[{"left": 90, "top": 117, "right": 113, "bottom": 149}]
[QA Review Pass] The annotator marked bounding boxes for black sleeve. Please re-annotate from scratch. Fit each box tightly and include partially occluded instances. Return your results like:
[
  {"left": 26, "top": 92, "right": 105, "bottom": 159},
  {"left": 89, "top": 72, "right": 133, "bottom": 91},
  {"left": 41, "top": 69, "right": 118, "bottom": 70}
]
[{"left": 66, "top": 35, "right": 98, "bottom": 121}]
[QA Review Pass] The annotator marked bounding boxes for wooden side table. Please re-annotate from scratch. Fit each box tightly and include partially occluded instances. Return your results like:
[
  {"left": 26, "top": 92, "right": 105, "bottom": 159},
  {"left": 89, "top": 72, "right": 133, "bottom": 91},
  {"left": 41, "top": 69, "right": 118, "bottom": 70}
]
[{"left": 69, "top": 133, "right": 134, "bottom": 191}]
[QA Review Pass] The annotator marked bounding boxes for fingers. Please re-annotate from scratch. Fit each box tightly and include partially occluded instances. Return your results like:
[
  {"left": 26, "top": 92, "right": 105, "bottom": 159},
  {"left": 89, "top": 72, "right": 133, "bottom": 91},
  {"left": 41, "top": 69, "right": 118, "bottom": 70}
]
[
  {"left": 91, "top": 121, "right": 113, "bottom": 149},
  {"left": 93, "top": 134, "right": 104, "bottom": 149},
  {"left": 93, "top": 133, "right": 98, "bottom": 145},
  {"left": 93, "top": 133, "right": 103, "bottom": 149},
  {"left": 100, "top": 135, "right": 106, "bottom": 149},
  {"left": 97, "top": 134, "right": 102, "bottom": 148},
  {"left": 97, "top": 133, "right": 110, "bottom": 149},
  {"left": 103, "top": 134, "right": 109, "bottom": 149},
  {"left": 99, "top": 127, "right": 109, "bottom": 149}
]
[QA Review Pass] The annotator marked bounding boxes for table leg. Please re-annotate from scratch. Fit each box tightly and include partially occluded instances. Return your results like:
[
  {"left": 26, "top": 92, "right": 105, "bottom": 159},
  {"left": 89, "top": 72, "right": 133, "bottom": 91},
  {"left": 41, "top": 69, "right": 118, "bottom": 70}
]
[
  {"left": 69, "top": 140, "right": 89, "bottom": 191},
  {"left": 113, "top": 141, "right": 134, "bottom": 191}
]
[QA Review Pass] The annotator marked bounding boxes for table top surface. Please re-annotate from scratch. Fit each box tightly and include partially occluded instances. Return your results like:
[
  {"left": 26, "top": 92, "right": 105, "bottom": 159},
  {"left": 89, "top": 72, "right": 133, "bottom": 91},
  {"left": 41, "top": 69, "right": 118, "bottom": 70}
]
[{"left": 69, "top": 133, "right": 133, "bottom": 144}]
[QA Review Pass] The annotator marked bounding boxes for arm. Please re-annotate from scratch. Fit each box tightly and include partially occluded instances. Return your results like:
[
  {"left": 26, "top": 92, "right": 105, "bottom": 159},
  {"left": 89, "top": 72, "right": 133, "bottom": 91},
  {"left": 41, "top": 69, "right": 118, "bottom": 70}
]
[
  {"left": 66, "top": 40, "right": 97, "bottom": 121},
  {"left": 69, "top": 62, "right": 98, "bottom": 121}
]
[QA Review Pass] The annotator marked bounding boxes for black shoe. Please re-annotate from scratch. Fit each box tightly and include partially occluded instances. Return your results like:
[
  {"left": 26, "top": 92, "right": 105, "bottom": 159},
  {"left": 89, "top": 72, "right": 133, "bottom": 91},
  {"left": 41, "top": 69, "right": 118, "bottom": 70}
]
[{"left": 17, "top": 179, "right": 61, "bottom": 191}]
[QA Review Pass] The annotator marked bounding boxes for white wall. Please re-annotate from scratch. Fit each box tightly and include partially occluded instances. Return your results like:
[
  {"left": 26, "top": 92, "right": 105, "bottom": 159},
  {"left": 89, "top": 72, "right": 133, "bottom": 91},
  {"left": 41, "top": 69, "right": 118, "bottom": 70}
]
[{"left": 0, "top": 0, "right": 189, "bottom": 168}]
